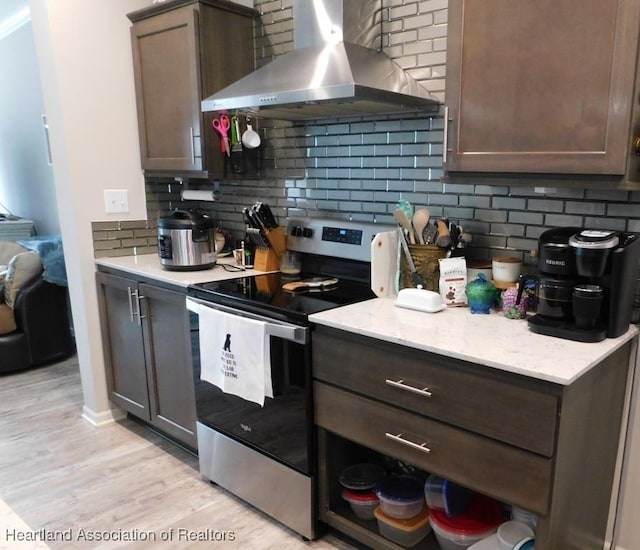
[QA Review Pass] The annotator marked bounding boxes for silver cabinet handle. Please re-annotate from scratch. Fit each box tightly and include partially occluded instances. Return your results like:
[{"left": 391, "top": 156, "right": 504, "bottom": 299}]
[
  {"left": 442, "top": 105, "right": 450, "bottom": 165},
  {"left": 127, "top": 286, "right": 135, "bottom": 323},
  {"left": 136, "top": 293, "right": 146, "bottom": 323},
  {"left": 189, "top": 126, "right": 195, "bottom": 165},
  {"left": 385, "top": 432, "right": 431, "bottom": 454},
  {"left": 386, "top": 379, "right": 432, "bottom": 397},
  {"left": 129, "top": 289, "right": 146, "bottom": 325},
  {"left": 42, "top": 114, "right": 53, "bottom": 165}
]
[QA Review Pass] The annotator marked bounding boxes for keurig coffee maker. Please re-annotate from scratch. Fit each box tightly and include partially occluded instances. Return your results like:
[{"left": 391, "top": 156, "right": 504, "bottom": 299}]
[{"left": 517, "top": 227, "right": 640, "bottom": 342}]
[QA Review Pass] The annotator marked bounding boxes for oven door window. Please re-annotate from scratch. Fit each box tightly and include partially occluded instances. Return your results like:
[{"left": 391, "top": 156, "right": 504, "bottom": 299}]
[{"left": 193, "top": 325, "right": 312, "bottom": 474}]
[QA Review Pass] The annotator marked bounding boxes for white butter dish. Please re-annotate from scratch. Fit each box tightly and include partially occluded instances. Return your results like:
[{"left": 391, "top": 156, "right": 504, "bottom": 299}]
[{"left": 395, "top": 288, "right": 445, "bottom": 313}]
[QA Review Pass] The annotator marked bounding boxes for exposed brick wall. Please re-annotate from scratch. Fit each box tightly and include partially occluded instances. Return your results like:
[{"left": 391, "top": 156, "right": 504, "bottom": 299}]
[{"left": 95, "top": 0, "right": 640, "bottom": 273}]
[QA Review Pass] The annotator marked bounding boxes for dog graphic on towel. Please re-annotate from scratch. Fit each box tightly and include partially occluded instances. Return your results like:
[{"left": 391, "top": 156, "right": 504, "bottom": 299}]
[{"left": 220, "top": 333, "right": 238, "bottom": 379}]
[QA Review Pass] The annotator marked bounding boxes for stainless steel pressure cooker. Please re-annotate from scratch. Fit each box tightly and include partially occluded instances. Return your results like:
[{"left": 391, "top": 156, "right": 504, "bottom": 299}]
[{"left": 157, "top": 210, "right": 216, "bottom": 271}]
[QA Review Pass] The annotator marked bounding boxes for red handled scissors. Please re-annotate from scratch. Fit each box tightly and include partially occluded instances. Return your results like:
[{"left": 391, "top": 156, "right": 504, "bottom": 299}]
[{"left": 212, "top": 115, "right": 231, "bottom": 157}]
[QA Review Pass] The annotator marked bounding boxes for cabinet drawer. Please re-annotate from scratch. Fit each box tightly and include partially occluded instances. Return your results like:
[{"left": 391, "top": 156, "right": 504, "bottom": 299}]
[
  {"left": 315, "top": 382, "right": 552, "bottom": 515},
  {"left": 313, "top": 328, "right": 558, "bottom": 456}
]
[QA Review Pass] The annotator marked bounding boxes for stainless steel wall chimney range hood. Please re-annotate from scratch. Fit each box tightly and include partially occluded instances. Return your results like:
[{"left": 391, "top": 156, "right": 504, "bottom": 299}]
[{"left": 201, "top": 0, "right": 440, "bottom": 121}]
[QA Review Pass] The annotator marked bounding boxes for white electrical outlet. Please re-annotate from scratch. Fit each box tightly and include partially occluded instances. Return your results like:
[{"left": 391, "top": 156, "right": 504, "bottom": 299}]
[{"left": 104, "top": 189, "right": 129, "bottom": 214}]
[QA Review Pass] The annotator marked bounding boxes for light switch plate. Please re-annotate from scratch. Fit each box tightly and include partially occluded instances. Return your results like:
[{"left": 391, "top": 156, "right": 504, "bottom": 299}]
[{"left": 104, "top": 189, "right": 129, "bottom": 214}]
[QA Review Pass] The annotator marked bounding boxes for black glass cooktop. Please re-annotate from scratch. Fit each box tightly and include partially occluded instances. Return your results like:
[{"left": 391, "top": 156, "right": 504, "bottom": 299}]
[{"left": 188, "top": 271, "right": 375, "bottom": 325}]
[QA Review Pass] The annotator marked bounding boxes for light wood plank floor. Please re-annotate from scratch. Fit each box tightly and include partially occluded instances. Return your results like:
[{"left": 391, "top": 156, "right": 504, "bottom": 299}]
[{"left": 0, "top": 357, "right": 359, "bottom": 550}]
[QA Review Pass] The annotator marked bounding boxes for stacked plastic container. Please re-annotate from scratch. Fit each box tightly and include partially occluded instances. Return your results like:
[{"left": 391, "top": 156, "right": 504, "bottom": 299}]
[
  {"left": 340, "top": 467, "right": 538, "bottom": 549},
  {"left": 373, "top": 475, "right": 432, "bottom": 547},
  {"left": 339, "top": 463, "right": 386, "bottom": 520},
  {"left": 425, "top": 474, "right": 504, "bottom": 549}
]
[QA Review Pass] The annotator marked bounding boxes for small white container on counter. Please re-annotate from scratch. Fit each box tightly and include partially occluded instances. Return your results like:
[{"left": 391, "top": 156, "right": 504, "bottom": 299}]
[{"left": 492, "top": 256, "right": 522, "bottom": 283}]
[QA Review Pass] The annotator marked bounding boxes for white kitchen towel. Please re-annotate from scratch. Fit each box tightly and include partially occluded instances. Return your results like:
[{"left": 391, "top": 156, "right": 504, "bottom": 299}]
[{"left": 187, "top": 299, "right": 273, "bottom": 406}]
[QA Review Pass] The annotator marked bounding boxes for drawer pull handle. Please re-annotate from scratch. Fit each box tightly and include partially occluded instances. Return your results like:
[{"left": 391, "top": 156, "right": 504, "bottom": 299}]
[
  {"left": 386, "top": 379, "right": 432, "bottom": 397},
  {"left": 385, "top": 432, "right": 431, "bottom": 454}
]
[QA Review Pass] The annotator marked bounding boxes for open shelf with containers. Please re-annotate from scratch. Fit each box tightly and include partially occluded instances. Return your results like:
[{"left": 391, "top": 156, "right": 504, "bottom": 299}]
[
  {"left": 318, "top": 431, "right": 441, "bottom": 550},
  {"left": 312, "top": 324, "right": 633, "bottom": 549}
]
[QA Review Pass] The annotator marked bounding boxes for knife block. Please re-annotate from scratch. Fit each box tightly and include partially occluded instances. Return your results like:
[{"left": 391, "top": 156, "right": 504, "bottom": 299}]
[
  {"left": 254, "top": 248, "right": 280, "bottom": 272},
  {"left": 264, "top": 226, "right": 286, "bottom": 257}
]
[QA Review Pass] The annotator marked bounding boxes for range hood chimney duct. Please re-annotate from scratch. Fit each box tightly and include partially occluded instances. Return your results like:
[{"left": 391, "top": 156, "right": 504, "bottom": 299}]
[{"left": 201, "top": 0, "right": 440, "bottom": 120}]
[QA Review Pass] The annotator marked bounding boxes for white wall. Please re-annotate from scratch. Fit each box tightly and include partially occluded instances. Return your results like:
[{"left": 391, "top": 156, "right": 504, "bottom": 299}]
[
  {"left": 0, "top": 14, "right": 59, "bottom": 234},
  {"left": 29, "top": 0, "right": 148, "bottom": 424}
]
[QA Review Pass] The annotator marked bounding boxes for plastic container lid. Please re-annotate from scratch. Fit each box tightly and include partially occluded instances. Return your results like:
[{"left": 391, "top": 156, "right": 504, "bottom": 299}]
[
  {"left": 429, "top": 494, "right": 504, "bottom": 537},
  {"left": 425, "top": 474, "right": 474, "bottom": 517},
  {"left": 374, "top": 505, "right": 430, "bottom": 532},
  {"left": 339, "top": 463, "right": 386, "bottom": 491},
  {"left": 375, "top": 475, "right": 425, "bottom": 503},
  {"left": 342, "top": 489, "right": 378, "bottom": 503},
  {"left": 497, "top": 520, "right": 535, "bottom": 548}
]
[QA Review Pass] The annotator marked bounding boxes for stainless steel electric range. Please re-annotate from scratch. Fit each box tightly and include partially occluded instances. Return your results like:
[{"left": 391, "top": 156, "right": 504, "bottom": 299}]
[{"left": 186, "top": 217, "right": 392, "bottom": 540}]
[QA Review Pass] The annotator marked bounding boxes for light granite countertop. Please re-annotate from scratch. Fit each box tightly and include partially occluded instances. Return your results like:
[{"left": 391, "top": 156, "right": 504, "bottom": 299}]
[
  {"left": 95, "top": 255, "right": 638, "bottom": 385},
  {"left": 95, "top": 253, "right": 271, "bottom": 287},
  {"left": 309, "top": 297, "right": 638, "bottom": 386}
]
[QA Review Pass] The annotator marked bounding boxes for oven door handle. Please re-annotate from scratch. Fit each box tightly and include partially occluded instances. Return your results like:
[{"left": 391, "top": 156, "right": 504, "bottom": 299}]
[{"left": 186, "top": 296, "right": 309, "bottom": 345}]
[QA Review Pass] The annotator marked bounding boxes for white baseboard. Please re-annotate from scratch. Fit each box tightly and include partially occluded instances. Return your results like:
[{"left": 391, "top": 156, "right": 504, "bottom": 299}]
[{"left": 81, "top": 404, "right": 125, "bottom": 427}]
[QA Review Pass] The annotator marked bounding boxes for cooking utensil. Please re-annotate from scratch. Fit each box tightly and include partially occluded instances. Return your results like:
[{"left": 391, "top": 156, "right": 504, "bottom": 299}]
[
  {"left": 397, "top": 226, "right": 426, "bottom": 289},
  {"left": 250, "top": 203, "right": 272, "bottom": 235},
  {"left": 229, "top": 115, "right": 246, "bottom": 174},
  {"left": 212, "top": 115, "right": 231, "bottom": 157},
  {"left": 242, "top": 117, "right": 261, "bottom": 149},
  {"left": 258, "top": 202, "right": 278, "bottom": 229},
  {"left": 449, "top": 223, "right": 460, "bottom": 249},
  {"left": 412, "top": 208, "right": 430, "bottom": 245},
  {"left": 254, "top": 202, "right": 276, "bottom": 230},
  {"left": 371, "top": 230, "right": 399, "bottom": 298},
  {"left": 436, "top": 220, "right": 451, "bottom": 248},
  {"left": 243, "top": 207, "right": 259, "bottom": 230},
  {"left": 282, "top": 277, "right": 339, "bottom": 293},
  {"left": 247, "top": 227, "right": 271, "bottom": 249},
  {"left": 424, "top": 222, "right": 438, "bottom": 245},
  {"left": 394, "top": 209, "right": 416, "bottom": 245}
]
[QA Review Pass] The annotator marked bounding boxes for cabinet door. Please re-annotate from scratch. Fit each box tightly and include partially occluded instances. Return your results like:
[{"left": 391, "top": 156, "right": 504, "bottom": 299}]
[
  {"left": 96, "top": 273, "right": 150, "bottom": 419},
  {"left": 444, "top": 0, "right": 640, "bottom": 175},
  {"left": 131, "top": 5, "right": 203, "bottom": 172},
  {"left": 139, "top": 283, "right": 197, "bottom": 448}
]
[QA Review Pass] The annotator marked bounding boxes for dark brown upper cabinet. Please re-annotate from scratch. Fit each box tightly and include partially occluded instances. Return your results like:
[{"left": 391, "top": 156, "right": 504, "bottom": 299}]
[
  {"left": 128, "top": 0, "right": 256, "bottom": 178},
  {"left": 444, "top": 0, "right": 640, "bottom": 180}
]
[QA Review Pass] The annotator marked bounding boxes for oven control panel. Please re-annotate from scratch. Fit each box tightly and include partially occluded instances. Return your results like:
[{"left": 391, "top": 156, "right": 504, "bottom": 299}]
[
  {"left": 286, "top": 218, "right": 394, "bottom": 262},
  {"left": 321, "top": 226, "right": 363, "bottom": 245}
]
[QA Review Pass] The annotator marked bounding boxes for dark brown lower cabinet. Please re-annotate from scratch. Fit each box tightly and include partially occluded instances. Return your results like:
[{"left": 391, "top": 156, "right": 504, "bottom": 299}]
[
  {"left": 313, "top": 326, "right": 632, "bottom": 550},
  {"left": 97, "top": 271, "right": 197, "bottom": 449}
]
